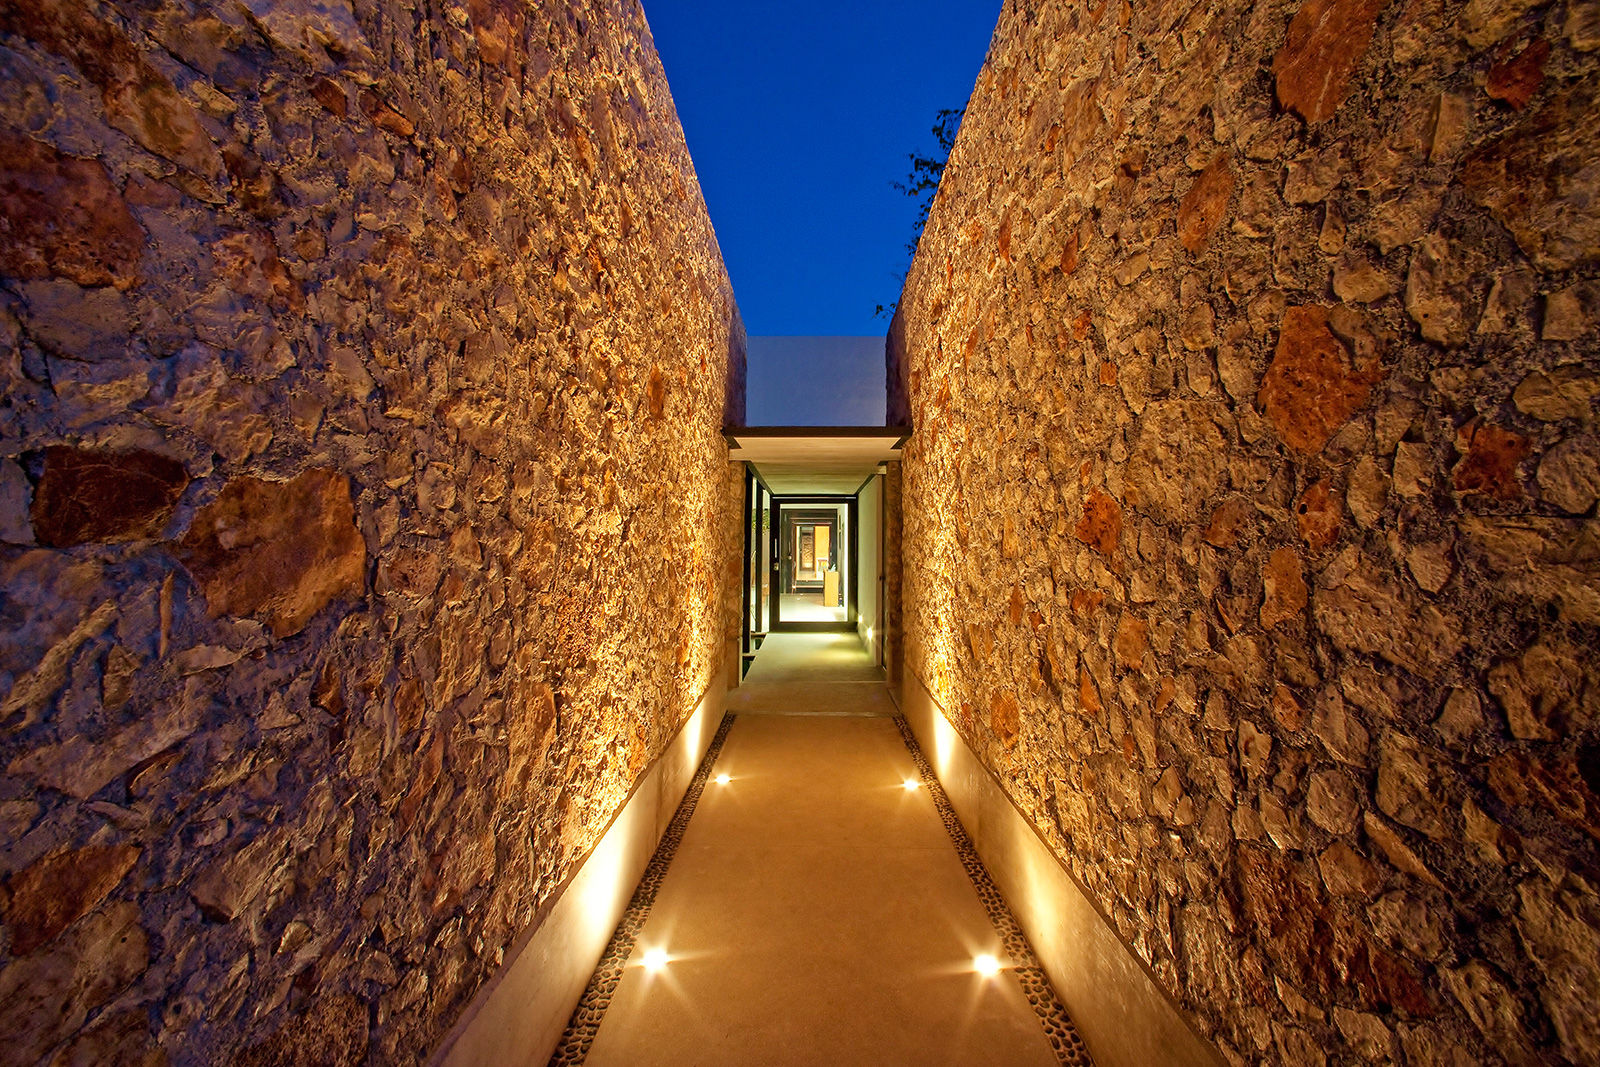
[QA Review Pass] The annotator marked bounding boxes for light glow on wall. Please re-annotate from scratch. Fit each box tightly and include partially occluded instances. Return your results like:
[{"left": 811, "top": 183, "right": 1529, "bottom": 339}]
[
  {"left": 641, "top": 946, "right": 670, "bottom": 972},
  {"left": 973, "top": 953, "right": 1002, "bottom": 977},
  {"left": 932, "top": 708, "right": 958, "bottom": 782}
]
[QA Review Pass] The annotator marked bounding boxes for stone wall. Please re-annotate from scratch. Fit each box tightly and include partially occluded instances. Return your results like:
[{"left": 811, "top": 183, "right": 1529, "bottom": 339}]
[
  {"left": 891, "top": 0, "right": 1599, "bottom": 1063},
  {"left": 0, "top": 0, "right": 744, "bottom": 1062}
]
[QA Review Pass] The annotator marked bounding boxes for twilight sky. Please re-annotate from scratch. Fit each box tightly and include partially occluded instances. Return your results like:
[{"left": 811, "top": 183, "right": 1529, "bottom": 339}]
[{"left": 642, "top": 1, "right": 999, "bottom": 424}]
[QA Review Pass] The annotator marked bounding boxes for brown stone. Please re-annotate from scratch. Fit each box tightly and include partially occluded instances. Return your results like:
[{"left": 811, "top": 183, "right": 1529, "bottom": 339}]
[
  {"left": 46, "top": 1008, "right": 163, "bottom": 1067},
  {"left": 989, "top": 691, "right": 1019, "bottom": 745},
  {"left": 1405, "top": 233, "right": 1482, "bottom": 347},
  {"left": 30, "top": 447, "right": 189, "bottom": 548},
  {"left": 1513, "top": 365, "right": 1599, "bottom": 420},
  {"left": 1273, "top": 684, "right": 1307, "bottom": 731},
  {"left": 1307, "top": 770, "right": 1361, "bottom": 834},
  {"left": 1259, "top": 306, "right": 1384, "bottom": 456},
  {"left": 1272, "top": 0, "right": 1390, "bottom": 124},
  {"left": 647, "top": 366, "right": 667, "bottom": 419},
  {"left": 1318, "top": 841, "right": 1381, "bottom": 898},
  {"left": 1314, "top": 561, "right": 1461, "bottom": 678},
  {"left": 0, "top": 133, "right": 144, "bottom": 290},
  {"left": 1074, "top": 486, "right": 1122, "bottom": 556},
  {"left": 1516, "top": 874, "right": 1600, "bottom": 1063},
  {"left": 10, "top": 675, "right": 204, "bottom": 798},
  {"left": 189, "top": 829, "right": 285, "bottom": 922},
  {"left": 178, "top": 468, "right": 366, "bottom": 638},
  {"left": 235, "top": 993, "right": 369, "bottom": 1067},
  {"left": 1452, "top": 421, "right": 1529, "bottom": 501},
  {"left": 1488, "top": 751, "right": 1600, "bottom": 841},
  {"left": 213, "top": 229, "right": 303, "bottom": 312},
  {"left": 1261, "top": 546, "right": 1308, "bottom": 629},
  {"left": 1124, "top": 400, "right": 1230, "bottom": 523},
  {"left": 0, "top": 1, "right": 220, "bottom": 177},
  {"left": 1486, "top": 37, "right": 1551, "bottom": 110},
  {"left": 1462, "top": 77, "right": 1600, "bottom": 270},
  {"left": 3, "top": 845, "right": 140, "bottom": 955},
  {"left": 1074, "top": 665, "right": 1104, "bottom": 719},
  {"left": 1538, "top": 436, "right": 1600, "bottom": 513},
  {"left": 1376, "top": 731, "right": 1452, "bottom": 840},
  {"left": 105, "top": 75, "right": 223, "bottom": 178},
  {"left": 1177, "top": 155, "right": 1234, "bottom": 253},
  {"left": 1442, "top": 961, "right": 1536, "bottom": 1062},
  {"left": 1488, "top": 642, "right": 1585, "bottom": 741}
]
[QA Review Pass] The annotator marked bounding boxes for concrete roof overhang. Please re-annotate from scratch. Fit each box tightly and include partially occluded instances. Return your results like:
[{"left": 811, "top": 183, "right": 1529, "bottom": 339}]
[{"left": 725, "top": 426, "right": 909, "bottom": 496}]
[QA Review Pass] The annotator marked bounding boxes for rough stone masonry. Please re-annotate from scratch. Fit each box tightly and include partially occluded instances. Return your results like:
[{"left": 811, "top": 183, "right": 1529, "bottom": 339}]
[
  {"left": 0, "top": 0, "right": 745, "bottom": 1062},
  {"left": 890, "top": 0, "right": 1600, "bottom": 1063}
]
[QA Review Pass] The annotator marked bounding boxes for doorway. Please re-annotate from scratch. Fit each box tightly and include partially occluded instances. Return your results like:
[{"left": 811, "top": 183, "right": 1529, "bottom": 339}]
[{"left": 770, "top": 496, "right": 856, "bottom": 632}]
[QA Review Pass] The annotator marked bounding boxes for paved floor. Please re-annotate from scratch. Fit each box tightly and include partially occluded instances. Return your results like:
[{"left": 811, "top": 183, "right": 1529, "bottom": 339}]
[
  {"left": 778, "top": 591, "right": 846, "bottom": 623},
  {"left": 579, "top": 634, "right": 1061, "bottom": 1066}
]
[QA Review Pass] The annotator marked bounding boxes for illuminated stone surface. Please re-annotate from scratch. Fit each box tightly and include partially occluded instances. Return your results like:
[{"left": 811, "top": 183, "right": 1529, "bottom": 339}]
[
  {"left": 888, "top": 0, "right": 1600, "bottom": 1062},
  {"left": 0, "top": 0, "right": 744, "bottom": 1061}
]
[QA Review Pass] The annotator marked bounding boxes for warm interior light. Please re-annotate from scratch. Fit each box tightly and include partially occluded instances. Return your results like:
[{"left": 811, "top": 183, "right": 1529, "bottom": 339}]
[
  {"left": 642, "top": 947, "right": 669, "bottom": 972},
  {"left": 974, "top": 953, "right": 1001, "bottom": 977},
  {"left": 903, "top": 778, "right": 919, "bottom": 791},
  {"left": 715, "top": 773, "right": 731, "bottom": 785}
]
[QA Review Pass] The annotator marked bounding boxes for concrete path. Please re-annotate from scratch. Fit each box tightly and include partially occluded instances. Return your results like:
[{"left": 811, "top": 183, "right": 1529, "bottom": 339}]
[{"left": 578, "top": 634, "right": 1063, "bottom": 1066}]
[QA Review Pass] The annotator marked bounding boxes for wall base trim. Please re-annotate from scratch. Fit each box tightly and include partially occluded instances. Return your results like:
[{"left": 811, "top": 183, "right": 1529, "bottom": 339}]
[
  {"left": 898, "top": 670, "right": 1224, "bottom": 1067},
  {"left": 430, "top": 661, "right": 733, "bottom": 1067}
]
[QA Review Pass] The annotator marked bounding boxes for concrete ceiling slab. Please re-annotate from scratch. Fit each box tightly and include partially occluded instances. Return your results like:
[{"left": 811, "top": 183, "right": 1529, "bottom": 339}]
[{"left": 727, "top": 427, "right": 908, "bottom": 496}]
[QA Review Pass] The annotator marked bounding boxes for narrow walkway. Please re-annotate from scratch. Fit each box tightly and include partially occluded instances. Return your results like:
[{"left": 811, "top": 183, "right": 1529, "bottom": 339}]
[{"left": 555, "top": 635, "right": 1088, "bottom": 1066}]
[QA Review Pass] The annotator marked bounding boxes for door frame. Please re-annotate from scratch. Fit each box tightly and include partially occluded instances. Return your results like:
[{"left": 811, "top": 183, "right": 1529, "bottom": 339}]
[{"left": 768, "top": 494, "right": 858, "bottom": 633}]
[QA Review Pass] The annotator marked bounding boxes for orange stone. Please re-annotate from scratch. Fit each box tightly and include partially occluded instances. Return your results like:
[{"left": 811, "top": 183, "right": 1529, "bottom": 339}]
[
  {"left": 1060, "top": 232, "right": 1080, "bottom": 274},
  {"left": 1259, "top": 305, "right": 1385, "bottom": 456},
  {"left": 310, "top": 77, "right": 347, "bottom": 116},
  {"left": 1272, "top": 0, "right": 1390, "bottom": 124},
  {"left": 0, "top": 133, "right": 144, "bottom": 289},
  {"left": 1273, "top": 684, "right": 1306, "bottom": 731},
  {"left": 1295, "top": 480, "right": 1341, "bottom": 551},
  {"left": 1078, "top": 664, "right": 1103, "bottom": 716},
  {"left": 1486, "top": 38, "right": 1550, "bottom": 110},
  {"left": 1074, "top": 486, "right": 1123, "bottom": 556},
  {"left": 178, "top": 468, "right": 366, "bottom": 638},
  {"left": 1452, "top": 421, "right": 1530, "bottom": 501},
  {"left": 1203, "top": 497, "right": 1252, "bottom": 549},
  {"left": 1177, "top": 155, "right": 1235, "bottom": 253},
  {"left": 359, "top": 89, "right": 415, "bottom": 137},
  {"left": 1261, "top": 545, "right": 1309, "bottom": 629},
  {"left": 1114, "top": 615, "right": 1149, "bottom": 670},
  {"left": 3, "top": 845, "right": 140, "bottom": 955}
]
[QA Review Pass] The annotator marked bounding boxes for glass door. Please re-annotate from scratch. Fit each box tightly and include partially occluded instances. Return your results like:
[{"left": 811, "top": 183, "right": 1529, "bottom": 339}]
[{"left": 769, "top": 496, "right": 857, "bottom": 632}]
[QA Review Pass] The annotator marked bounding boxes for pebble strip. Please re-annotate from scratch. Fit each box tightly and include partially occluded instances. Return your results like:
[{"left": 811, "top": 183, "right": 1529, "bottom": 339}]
[
  {"left": 548, "top": 712, "right": 737, "bottom": 1066},
  {"left": 894, "top": 716, "right": 1095, "bottom": 1066}
]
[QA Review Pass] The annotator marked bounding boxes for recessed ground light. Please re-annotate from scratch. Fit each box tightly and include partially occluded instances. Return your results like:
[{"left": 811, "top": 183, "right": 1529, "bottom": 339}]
[
  {"left": 642, "top": 947, "right": 669, "bottom": 972},
  {"left": 714, "top": 773, "right": 731, "bottom": 785},
  {"left": 903, "top": 778, "right": 920, "bottom": 790},
  {"left": 974, "top": 953, "right": 1002, "bottom": 977}
]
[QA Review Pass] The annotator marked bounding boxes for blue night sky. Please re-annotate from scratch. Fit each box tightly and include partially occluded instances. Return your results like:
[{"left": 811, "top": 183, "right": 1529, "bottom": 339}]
[{"left": 642, "top": 1, "right": 1000, "bottom": 424}]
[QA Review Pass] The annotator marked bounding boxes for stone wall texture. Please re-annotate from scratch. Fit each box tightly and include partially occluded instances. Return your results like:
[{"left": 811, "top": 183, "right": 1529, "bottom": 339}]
[
  {"left": 891, "top": 0, "right": 1600, "bottom": 1063},
  {"left": 0, "top": 0, "right": 744, "bottom": 1062}
]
